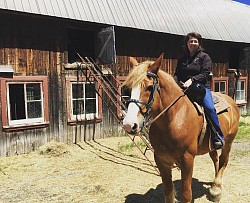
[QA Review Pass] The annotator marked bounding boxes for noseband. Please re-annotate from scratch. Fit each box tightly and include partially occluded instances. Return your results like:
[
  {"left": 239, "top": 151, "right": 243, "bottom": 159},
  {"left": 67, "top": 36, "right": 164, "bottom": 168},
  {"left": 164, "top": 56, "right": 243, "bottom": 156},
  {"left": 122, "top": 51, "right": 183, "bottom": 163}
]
[{"left": 126, "top": 72, "right": 159, "bottom": 126}]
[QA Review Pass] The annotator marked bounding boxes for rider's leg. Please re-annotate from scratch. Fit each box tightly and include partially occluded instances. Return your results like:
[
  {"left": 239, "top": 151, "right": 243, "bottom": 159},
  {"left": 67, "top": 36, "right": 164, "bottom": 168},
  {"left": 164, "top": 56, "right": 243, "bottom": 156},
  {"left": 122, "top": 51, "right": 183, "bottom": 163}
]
[{"left": 203, "top": 88, "right": 224, "bottom": 149}]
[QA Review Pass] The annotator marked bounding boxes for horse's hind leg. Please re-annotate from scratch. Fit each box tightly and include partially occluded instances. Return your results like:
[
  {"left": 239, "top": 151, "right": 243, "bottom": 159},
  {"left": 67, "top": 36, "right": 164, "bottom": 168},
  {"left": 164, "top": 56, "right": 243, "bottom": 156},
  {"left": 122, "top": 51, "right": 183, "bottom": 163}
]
[{"left": 208, "top": 142, "right": 233, "bottom": 202}]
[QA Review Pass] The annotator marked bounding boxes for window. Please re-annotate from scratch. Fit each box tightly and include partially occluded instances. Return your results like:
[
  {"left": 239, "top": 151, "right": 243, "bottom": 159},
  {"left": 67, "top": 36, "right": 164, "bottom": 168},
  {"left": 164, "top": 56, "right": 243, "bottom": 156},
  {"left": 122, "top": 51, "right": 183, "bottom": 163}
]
[
  {"left": 235, "top": 78, "right": 247, "bottom": 103},
  {"left": 1, "top": 76, "right": 49, "bottom": 129},
  {"left": 71, "top": 82, "right": 98, "bottom": 120},
  {"left": 117, "top": 76, "right": 131, "bottom": 119},
  {"left": 121, "top": 86, "right": 131, "bottom": 111},
  {"left": 66, "top": 77, "right": 102, "bottom": 122},
  {"left": 212, "top": 77, "right": 228, "bottom": 94},
  {"left": 214, "top": 81, "right": 226, "bottom": 94}
]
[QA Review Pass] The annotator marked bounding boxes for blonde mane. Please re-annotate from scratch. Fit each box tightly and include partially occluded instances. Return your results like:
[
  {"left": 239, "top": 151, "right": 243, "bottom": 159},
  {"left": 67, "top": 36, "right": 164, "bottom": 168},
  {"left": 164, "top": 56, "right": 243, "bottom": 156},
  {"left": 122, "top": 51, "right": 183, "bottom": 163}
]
[
  {"left": 122, "top": 61, "right": 152, "bottom": 88},
  {"left": 122, "top": 60, "right": 178, "bottom": 90}
]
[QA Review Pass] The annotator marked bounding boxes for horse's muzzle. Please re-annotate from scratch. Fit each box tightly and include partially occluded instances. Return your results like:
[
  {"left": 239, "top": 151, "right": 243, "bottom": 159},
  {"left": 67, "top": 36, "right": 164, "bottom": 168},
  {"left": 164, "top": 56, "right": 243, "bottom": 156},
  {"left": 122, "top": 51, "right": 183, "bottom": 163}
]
[{"left": 122, "top": 122, "right": 140, "bottom": 135}]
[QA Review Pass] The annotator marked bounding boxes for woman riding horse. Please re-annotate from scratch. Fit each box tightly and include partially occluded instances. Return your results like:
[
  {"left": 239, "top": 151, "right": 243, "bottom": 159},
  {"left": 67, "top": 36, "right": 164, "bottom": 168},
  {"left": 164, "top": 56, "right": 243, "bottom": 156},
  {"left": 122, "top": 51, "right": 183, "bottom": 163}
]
[
  {"left": 122, "top": 54, "right": 239, "bottom": 203},
  {"left": 174, "top": 32, "right": 224, "bottom": 150}
]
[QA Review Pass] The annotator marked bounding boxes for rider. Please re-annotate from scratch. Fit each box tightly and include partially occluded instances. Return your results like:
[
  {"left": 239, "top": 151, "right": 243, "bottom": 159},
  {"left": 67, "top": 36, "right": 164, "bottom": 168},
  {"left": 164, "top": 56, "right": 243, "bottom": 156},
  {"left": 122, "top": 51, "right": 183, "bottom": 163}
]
[{"left": 173, "top": 32, "right": 224, "bottom": 150}]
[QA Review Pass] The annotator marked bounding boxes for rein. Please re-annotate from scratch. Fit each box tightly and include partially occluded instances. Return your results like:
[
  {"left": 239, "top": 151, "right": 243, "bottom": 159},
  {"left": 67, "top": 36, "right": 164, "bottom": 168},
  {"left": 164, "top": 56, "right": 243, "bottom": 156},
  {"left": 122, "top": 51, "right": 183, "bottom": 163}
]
[{"left": 145, "top": 93, "right": 185, "bottom": 127}]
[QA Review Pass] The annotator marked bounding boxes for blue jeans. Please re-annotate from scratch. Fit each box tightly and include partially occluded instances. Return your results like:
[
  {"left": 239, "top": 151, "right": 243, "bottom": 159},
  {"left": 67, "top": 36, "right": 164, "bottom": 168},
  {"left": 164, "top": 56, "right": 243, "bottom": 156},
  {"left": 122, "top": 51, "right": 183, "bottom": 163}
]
[{"left": 203, "top": 88, "right": 224, "bottom": 142}]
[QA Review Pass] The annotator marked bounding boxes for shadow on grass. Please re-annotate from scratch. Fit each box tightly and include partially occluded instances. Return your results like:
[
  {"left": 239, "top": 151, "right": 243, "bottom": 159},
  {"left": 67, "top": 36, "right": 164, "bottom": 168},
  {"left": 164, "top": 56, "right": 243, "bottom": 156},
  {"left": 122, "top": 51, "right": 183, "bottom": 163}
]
[{"left": 125, "top": 178, "right": 211, "bottom": 203}]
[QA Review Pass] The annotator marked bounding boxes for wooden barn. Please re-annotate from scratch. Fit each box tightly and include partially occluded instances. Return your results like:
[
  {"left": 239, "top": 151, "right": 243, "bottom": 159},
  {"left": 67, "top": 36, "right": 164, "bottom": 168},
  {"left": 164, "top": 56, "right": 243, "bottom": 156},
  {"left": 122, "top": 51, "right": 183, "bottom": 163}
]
[{"left": 0, "top": 0, "right": 250, "bottom": 156}]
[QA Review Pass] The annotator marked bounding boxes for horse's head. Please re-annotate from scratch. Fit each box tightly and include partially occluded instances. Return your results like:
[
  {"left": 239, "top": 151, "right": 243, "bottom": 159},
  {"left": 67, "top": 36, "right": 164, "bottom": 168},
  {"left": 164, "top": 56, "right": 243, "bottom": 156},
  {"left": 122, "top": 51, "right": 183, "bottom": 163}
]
[{"left": 122, "top": 54, "right": 163, "bottom": 134}]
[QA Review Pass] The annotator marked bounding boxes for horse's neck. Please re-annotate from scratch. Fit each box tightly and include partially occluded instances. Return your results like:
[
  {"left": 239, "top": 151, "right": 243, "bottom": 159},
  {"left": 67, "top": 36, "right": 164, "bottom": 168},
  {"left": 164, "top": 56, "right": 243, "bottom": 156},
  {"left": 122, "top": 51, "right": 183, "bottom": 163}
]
[
  {"left": 153, "top": 74, "right": 187, "bottom": 124},
  {"left": 159, "top": 75, "right": 184, "bottom": 108}
]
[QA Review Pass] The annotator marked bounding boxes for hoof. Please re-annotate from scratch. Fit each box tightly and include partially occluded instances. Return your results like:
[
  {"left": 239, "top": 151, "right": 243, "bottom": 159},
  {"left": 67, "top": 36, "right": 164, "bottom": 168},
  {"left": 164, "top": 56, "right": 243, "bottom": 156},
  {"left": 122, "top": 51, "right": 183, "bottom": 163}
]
[{"left": 207, "top": 185, "right": 222, "bottom": 202}]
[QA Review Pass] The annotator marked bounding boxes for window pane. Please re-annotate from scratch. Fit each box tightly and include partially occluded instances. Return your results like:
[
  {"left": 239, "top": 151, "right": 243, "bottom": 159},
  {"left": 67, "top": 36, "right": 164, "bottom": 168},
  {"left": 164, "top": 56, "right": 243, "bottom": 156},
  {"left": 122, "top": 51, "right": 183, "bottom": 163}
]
[
  {"left": 121, "top": 86, "right": 131, "bottom": 110},
  {"left": 72, "top": 84, "right": 84, "bottom": 99},
  {"left": 240, "top": 91, "right": 244, "bottom": 100},
  {"left": 71, "top": 82, "right": 98, "bottom": 119},
  {"left": 240, "top": 81, "right": 245, "bottom": 90},
  {"left": 27, "top": 101, "right": 42, "bottom": 118},
  {"left": 85, "top": 83, "right": 96, "bottom": 98},
  {"left": 237, "top": 80, "right": 245, "bottom": 90},
  {"left": 26, "top": 83, "right": 41, "bottom": 101},
  {"left": 85, "top": 99, "right": 96, "bottom": 113},
  {"left": 236, "top": 90, "right": 244, "bottom": 100},
  {"left": 239, "top": 91, "right": 244, "bottom": 100},
  {"left": 214, "top": 82, "right": 219, "bottom": 92},
  {"left": 236, "top": 80, "right": 246, "bottom": 101},
  {"left": 73, "top": 100, "right": 84, "bottom": 115},
  {"left": 121, "top": 86, "right": 131, "bottom": 97},
  {"left": 220, "top": 82, "right": 225, "bottom": 92},
  {"left": 9, "top": 84, "right": 25, "bottom": 120},
  {"left": 236, "top": 90, "right": 240, "bottom": 100}
]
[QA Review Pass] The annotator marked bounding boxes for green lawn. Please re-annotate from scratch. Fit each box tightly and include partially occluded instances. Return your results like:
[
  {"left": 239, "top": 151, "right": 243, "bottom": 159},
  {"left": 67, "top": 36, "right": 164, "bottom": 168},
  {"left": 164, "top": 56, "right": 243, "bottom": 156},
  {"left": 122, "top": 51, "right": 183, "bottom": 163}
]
[{"left": 236, "top": 121, "right": 250, "bottom": 141}]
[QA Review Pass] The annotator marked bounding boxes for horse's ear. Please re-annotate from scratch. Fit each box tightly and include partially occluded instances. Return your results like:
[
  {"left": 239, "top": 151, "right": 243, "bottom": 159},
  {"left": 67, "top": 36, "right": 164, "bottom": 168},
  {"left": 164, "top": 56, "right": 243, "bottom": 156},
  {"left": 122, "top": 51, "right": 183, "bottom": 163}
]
[
  {"left": 149, "top": 53, "right": 164, "bottom": 73},
  {"left": 129, "top": 57, "right": 138, "bottom": 68}
]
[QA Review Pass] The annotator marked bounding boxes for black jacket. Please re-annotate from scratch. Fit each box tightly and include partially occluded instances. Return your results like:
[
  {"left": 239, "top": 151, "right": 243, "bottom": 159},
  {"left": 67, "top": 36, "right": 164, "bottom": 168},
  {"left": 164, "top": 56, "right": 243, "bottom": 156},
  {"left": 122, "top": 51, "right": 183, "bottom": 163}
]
[{"left": 174, "top": 50, "right": 211, "bottom": 87}]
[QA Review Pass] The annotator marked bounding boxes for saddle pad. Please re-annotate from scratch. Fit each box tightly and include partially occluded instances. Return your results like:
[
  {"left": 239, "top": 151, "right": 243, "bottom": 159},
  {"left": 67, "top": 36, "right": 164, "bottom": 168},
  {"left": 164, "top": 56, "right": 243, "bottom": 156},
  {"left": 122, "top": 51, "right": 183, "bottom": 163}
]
[
  {"left": 212, "top": 92, "right": 231, "bottom": 114},
  {"left": 193, "top": 92, "right": 231, "bottom": 115}
]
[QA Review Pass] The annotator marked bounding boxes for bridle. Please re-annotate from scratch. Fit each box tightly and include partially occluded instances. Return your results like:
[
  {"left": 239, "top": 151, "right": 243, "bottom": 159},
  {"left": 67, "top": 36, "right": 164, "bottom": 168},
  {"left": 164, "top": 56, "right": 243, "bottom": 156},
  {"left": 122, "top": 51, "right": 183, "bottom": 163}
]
[
  {"left": 126, "top": 71, "right": 185, "bottom": 131},
  {"left": 126, "top": 72, "right": 159, "bottom": 125}
]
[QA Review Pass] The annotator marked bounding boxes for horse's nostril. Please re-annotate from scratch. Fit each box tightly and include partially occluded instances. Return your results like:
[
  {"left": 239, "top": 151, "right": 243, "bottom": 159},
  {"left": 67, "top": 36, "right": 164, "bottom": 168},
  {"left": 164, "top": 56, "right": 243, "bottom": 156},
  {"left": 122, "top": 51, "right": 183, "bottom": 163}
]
[{"left": 132, "top": 123, "right": 138, "bottom": 131}]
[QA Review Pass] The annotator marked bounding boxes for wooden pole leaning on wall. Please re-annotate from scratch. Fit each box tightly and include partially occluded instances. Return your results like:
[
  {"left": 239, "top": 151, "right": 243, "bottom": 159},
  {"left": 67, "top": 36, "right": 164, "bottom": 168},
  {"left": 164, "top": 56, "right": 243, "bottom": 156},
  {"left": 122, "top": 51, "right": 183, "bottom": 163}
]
[{"left": 64, "top": 54, "right": 160, "bottom": 175}]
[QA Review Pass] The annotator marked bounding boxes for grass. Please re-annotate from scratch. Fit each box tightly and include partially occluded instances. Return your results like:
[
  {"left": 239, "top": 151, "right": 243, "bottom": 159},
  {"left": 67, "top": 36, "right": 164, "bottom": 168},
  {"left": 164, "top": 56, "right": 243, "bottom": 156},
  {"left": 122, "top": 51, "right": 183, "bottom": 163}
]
[
  {"left": 236, "top": 121, "right": 250, "bottom": 141},
  {"left": 117, "top": 120, "right": 250, "bottom": 153},
  {"left": 118, "top": 141, "right": 146, "bottom": 152},
  {"left": 241, "top": 113, "right": 250, "bottom": 118}
]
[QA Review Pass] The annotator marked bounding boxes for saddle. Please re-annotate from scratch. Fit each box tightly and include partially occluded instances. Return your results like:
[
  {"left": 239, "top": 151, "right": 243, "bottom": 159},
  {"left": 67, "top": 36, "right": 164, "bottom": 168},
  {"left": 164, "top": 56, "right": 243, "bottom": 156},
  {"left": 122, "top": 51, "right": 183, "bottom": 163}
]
[{"left": 192, "top": 92, "right": 231, "bottom": 149}]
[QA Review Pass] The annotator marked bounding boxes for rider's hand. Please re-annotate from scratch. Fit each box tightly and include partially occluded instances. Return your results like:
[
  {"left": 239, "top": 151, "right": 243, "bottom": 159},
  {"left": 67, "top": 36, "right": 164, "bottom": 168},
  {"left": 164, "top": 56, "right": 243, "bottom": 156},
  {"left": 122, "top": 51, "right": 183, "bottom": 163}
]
[{"left": 183, "top": 79, "right": 192, "bottom": 88}]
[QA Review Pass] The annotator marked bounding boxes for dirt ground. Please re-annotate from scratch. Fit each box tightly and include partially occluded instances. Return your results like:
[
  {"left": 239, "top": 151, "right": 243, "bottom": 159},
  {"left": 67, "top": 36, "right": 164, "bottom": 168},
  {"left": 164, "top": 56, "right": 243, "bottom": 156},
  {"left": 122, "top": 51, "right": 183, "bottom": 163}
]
[{"left": 0, "top": 136, "right": 249, "bottom": 203}]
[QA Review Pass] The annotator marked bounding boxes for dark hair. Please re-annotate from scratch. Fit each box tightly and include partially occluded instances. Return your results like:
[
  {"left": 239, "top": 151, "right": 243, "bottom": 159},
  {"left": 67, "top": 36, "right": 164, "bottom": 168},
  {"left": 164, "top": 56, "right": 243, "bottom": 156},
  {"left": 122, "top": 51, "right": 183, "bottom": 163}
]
[{"left": 184, "top": 32, "right": 204, "bottom": 53}]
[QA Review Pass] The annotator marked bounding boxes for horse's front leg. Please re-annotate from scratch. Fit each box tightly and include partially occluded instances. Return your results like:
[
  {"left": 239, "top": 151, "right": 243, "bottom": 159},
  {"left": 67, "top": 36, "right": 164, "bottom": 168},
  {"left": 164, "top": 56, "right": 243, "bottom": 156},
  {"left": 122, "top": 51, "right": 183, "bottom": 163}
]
[
  {"left": 180, "top": 152, "right": 194, "bottom": 203},
  {"left": 154, "top": 155, "right": 175, "bottom": 203}
]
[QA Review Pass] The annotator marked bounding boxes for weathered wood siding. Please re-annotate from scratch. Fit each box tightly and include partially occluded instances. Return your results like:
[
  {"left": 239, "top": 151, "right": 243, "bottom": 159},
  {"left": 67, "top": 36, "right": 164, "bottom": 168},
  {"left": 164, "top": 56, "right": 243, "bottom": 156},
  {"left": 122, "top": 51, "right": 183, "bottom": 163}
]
[
  {"left": 0, "top": 11, "right": 249, "bottom": 156},
  {"left": 0, "top": 12, "right": 109, "bottom": 156}
]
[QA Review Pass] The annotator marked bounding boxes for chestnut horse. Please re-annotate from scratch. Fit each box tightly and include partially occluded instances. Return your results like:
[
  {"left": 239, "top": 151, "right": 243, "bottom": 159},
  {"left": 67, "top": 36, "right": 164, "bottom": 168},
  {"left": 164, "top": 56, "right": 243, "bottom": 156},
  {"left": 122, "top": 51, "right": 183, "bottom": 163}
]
[{"left": 122, "top": 54, "right": 240, "bottom": 203}]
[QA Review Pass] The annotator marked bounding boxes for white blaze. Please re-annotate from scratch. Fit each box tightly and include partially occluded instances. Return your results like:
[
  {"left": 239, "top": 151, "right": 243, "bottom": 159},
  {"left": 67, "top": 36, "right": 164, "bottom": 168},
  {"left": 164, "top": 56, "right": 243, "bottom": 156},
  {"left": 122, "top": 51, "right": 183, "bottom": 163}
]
[{"left": 122, "top": 84, "right": 141, "bottom": 132}]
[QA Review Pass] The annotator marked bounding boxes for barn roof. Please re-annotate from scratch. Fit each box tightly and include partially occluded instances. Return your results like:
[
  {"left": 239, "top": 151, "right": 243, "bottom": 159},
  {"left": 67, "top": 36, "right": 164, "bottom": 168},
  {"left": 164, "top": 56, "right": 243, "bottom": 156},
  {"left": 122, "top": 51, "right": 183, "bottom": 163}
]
[{"left": 0, "top": 0, "right": 250, "bottom": 43}]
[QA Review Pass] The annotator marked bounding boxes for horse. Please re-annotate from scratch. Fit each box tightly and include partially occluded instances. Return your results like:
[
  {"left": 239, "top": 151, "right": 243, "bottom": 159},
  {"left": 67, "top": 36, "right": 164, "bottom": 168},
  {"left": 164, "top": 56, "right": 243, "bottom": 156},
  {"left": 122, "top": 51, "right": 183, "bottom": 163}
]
[{"left": 122, "top": 54, "right": 240, "bottom": 203}]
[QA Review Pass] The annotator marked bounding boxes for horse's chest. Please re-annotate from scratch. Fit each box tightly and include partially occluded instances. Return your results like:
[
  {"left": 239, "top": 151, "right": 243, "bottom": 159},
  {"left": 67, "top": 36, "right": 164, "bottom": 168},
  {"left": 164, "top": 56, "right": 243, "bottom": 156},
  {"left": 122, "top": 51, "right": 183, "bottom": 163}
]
[{"left": 153, "top": 144, "right": 178, "bottom": 165}]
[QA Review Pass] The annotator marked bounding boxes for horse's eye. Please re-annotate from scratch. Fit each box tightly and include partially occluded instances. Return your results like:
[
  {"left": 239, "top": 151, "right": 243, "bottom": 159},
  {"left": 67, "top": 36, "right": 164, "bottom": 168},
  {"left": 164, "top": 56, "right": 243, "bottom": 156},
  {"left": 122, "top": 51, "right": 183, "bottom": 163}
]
[{"left": 146, "top": 86, "right": 153, "bottom": 91}]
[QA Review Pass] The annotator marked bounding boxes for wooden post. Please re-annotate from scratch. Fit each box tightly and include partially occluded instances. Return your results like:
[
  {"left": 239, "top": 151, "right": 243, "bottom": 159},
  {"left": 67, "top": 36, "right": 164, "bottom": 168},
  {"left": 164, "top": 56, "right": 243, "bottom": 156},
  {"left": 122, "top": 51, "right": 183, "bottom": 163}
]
[{"left": 227, "top": 69, "right": 237, "bottom": 99}]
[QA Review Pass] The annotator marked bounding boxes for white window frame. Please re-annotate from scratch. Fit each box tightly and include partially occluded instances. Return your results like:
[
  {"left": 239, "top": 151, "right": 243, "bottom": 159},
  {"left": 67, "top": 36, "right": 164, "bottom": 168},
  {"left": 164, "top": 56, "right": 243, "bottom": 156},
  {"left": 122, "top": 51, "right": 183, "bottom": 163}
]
[
  {"left": 235, "top": 78, "right": 247, "bottom": 104},
  {"left": 7, "top": 82, "right": 44, "bottom": 126},
  {"left": 70, "top": 81, "right": 98, "bottom": 120},
  {"left": 214, "top": 81, "right": 227, "bottom": 94},
  {"left": 212, "top": 77, "right": 228, "bottom": 95}
]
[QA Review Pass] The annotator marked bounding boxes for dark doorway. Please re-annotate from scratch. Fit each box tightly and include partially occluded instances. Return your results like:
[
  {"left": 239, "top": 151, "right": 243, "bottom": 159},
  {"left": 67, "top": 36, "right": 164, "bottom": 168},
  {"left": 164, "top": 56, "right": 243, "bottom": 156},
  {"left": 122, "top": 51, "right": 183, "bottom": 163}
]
[
  {"left": 229, "top": 47, "right": 240, "bottom": 69},
  {"left": 67, "top": 29, "right": 95, "bottom": 63}
]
